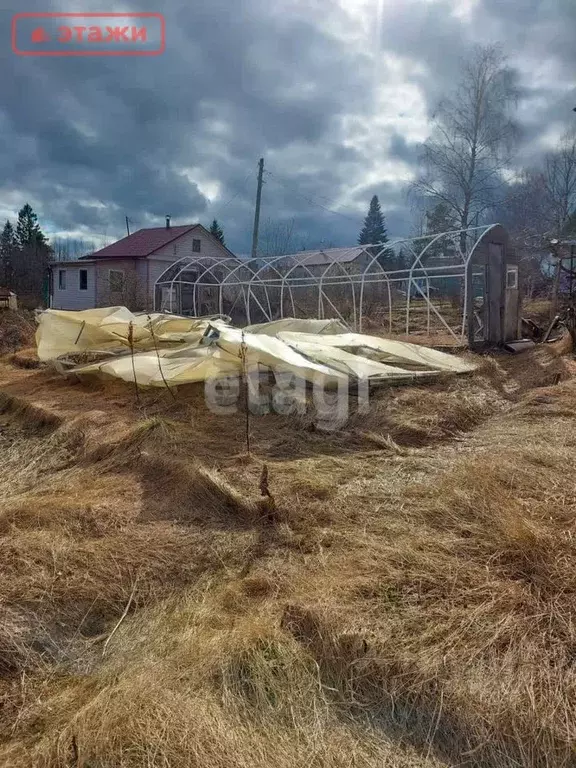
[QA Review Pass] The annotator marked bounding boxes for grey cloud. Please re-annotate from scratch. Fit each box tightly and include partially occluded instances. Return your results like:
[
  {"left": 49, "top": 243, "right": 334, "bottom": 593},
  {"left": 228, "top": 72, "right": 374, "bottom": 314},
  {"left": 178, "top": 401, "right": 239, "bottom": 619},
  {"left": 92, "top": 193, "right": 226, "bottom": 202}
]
[
  {"left": 389, "top": 134, "right": 419, "bottom": 166},
  {"left": 0, "top": 0, "right": 574, "bottom": 253}
]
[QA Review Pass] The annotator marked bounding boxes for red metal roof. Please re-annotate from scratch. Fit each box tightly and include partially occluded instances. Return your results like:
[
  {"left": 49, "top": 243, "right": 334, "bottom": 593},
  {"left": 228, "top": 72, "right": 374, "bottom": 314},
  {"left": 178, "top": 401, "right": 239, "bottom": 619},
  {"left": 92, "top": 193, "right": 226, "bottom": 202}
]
[{"left": 79, "top": 224, "right": 199, "bottom": 260}]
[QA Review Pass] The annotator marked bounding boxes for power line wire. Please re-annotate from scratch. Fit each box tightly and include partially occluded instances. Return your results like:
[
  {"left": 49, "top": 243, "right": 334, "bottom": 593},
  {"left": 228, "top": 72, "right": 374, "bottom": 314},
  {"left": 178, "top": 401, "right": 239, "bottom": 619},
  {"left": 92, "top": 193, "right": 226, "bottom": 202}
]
[
  {"left": 265, "top": 170, "right": 361, "bottom": 224},
  {"left": 207, "top": 172, "right": 253, "bottom": 219},
  {"left": 274, "top": 176, "right": 363, "bottom": 215}
]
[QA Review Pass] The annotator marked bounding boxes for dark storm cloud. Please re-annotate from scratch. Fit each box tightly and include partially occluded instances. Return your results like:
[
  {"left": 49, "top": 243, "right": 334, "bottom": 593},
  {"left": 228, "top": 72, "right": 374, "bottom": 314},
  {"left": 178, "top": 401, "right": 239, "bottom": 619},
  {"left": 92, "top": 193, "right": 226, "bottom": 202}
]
[
  {"left": 472, "top": 0, "right": 576, "bottom": 151},
  {"left": 389, "top": 134, "right": 418, "bottom": 166},
  {"left": 0, "top": 0, "right": 574, "bottom": 251},
  {"left": 0, "top": 0, "right": 375, "bottom": 247}
]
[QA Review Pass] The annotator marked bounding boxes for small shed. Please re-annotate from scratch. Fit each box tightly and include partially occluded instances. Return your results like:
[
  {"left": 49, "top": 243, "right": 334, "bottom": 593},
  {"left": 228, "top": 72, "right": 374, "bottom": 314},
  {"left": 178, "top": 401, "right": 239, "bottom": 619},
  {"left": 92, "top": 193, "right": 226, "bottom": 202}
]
[
  {"left": 0, "top": 288, "right": 18, "bottom": 310},
  {"left": 466, "top": 224, "right": 521, "bottom": 345}
]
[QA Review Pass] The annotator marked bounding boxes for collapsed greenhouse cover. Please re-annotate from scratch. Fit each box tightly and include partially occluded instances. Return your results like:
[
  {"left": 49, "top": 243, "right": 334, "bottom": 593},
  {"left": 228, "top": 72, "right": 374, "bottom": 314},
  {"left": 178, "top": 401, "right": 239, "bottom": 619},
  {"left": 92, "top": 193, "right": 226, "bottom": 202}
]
[{"left": 36, "top": 307, "right": 476, "bottom": 388}]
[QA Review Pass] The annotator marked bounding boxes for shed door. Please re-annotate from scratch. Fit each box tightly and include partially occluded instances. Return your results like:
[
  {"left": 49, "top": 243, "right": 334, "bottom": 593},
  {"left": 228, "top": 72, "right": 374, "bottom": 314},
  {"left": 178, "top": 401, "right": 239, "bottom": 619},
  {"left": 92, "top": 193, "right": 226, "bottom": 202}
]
[
  {"left": 504, "top": 265, "right": 520, "bottom": 341},
  {"left": 486, "top": 242, "right": 504, "bottom": 343}
]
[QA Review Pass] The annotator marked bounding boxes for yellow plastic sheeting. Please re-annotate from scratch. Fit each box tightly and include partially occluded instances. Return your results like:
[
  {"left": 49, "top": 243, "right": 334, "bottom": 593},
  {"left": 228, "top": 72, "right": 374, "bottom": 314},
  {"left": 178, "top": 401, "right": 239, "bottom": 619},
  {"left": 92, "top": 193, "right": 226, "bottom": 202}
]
[
  {"left": 283, "top": 340, "right": 432, "bottom": 381},
  {"left": 73, "top": 346, "right": 241, "bottom": 387},
  {"left": 36, "top": 307, "right": 477, "bottom": 388},
  {"left": 36, "top": 308, "right": 224, "bottom": 362},
  {"left": 36, "top": 307, "right": 144, "bottom": 361},
  {"left": 244, "top": 317, "right": 348, "bottom": 336},
  {"left": 72, "top": 326, "right": 345, "bottom": 387},
  {"left": 213, "top": 325, "right": 346, "bottom": 384},
  {"left": 277, "top": 332, "right": 476, "bottom": 374}
]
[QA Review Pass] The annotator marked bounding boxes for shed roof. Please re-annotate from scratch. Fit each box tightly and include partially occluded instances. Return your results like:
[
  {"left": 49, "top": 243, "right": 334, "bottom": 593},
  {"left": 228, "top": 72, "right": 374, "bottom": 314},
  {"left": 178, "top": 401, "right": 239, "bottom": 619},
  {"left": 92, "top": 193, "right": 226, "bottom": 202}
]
[{"left": 274, "top": 246, "right": 369, "bottom": 267}]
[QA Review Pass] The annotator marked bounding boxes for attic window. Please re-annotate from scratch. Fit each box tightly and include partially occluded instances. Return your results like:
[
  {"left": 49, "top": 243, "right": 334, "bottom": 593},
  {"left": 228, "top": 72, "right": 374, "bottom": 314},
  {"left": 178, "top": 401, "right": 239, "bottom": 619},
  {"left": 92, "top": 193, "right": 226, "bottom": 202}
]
[
  {"left": 506, "top": 265, "right": 518, "bottom": 290},
  {"left": 192, "top": 238, "right": 201, "bottom": 253}
]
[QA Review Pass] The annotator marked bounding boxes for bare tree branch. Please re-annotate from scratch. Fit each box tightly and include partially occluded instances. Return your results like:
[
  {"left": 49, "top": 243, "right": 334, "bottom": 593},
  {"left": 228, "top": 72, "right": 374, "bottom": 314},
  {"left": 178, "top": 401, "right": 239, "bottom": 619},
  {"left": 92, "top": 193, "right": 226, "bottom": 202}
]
[
  {"left": 543, "top": 130, "right": 576, "bottom": 237},
  {"left": 412, "top": 44, "right": 519, "bottom": 231},
  {"left": 259, "top": 218, "right": 297, "bottom": 257}
]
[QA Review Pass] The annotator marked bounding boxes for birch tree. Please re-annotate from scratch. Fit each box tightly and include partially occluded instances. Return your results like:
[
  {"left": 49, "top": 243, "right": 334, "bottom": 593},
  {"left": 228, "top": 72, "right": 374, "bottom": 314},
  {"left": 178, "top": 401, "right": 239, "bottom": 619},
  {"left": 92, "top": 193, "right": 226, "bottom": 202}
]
[
  {"left": 413, "top": 45, "right": 519, "bottom": 233},
  {"left": 260, "top": 218, "right": 296, "bottom": 257},
  {"left": 495, "top": 171, "right": 553, "bottom": 298},
  {"left": 544, "top": 130, "right": 576, "bottom": 237}
]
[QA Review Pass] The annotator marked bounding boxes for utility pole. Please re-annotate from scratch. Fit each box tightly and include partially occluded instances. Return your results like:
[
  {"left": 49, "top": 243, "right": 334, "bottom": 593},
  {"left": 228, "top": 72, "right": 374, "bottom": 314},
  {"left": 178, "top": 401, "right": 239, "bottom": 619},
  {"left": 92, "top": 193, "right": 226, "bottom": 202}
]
[
  {"left": 251, "top": 158, "right": 264, "bottom": 260},
  {"left": 125, "top": 216, "right": 131, "bottom": 237}
]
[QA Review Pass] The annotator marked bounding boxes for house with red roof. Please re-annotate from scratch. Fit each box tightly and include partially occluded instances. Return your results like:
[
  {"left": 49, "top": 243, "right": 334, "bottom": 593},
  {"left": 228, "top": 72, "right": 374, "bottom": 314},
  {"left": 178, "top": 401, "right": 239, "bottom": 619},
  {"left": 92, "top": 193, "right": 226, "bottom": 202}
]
[{"left": 49, "top": 219, "right": 235, "bottom": 311}]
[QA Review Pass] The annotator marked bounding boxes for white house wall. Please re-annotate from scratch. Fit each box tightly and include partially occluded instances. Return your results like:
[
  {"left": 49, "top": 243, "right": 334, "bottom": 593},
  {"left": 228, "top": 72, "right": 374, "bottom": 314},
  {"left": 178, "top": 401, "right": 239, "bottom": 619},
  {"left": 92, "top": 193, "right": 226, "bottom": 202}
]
[
  {"left": 137, "top": 228, "right": 232, "bottom": 309},
  {"left": 52, "top": 228, "right": 231, "bottom": 311},
  {"left": 51, "top": 264, "right": 96, "bottom": 310}
]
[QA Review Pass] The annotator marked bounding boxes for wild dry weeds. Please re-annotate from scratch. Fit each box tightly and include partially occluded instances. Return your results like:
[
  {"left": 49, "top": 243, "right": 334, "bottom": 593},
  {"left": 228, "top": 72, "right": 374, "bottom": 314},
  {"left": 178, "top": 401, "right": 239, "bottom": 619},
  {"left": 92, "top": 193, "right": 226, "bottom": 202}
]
[
  {"left": 0, "top": 310, "right": 35, "bottom": 356},
  {"left": 0, "top": 342, "right": 575, "bottom": 766}
]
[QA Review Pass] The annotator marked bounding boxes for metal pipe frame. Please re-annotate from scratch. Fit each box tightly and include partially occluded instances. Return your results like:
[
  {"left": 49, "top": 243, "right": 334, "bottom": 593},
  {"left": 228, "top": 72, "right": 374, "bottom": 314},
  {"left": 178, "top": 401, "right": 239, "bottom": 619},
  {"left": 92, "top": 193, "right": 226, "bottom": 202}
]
[{"left": 153, "top": 225, "right": 498, "bottom": 340}]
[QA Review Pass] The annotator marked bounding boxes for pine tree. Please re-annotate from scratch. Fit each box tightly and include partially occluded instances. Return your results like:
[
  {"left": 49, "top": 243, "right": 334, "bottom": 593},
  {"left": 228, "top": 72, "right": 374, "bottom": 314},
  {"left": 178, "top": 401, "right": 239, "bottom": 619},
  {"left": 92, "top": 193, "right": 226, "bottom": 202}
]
[
  {"left": 395, "top": 246, "right": 410, "bottom": 272},
  {"left": 425, "top": 203, "right": 456, "bottom": 236},
  {"left": 423, "top": 203, "right": 457, "bottom": 265},
  {"left": 16, "top": 203, "right": 47, "bottom": 249},
  {"left": 358, "top": 196, "right": 386, "bottom": 247},
  {"left": 209, "top": 218, "right": 225, "bottom": 246},
  {"left": 0, "top": 220, "right": 16, "bottom": 288},
  {"left": 14, "top": 203, "right": 51, "bottom": 305},
  {"left": 359, "top": 195, "right": 395, "bottom": 266}
]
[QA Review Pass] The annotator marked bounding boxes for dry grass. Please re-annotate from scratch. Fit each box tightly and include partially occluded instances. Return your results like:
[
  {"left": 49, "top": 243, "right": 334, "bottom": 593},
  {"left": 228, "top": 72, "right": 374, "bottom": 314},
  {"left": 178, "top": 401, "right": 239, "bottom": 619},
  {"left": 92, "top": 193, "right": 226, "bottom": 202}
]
[
  {"left": 0, "top": 341, "right": 575, "bottom": 766},
  {"left": 0, "top": 310, "right": 36, "bottom": 356},
  {"left": 523, "top": 298, "right": 554, "bottom": 326},
  {"left": 8, "top": 347, "right": 40, "bottom": 369}
]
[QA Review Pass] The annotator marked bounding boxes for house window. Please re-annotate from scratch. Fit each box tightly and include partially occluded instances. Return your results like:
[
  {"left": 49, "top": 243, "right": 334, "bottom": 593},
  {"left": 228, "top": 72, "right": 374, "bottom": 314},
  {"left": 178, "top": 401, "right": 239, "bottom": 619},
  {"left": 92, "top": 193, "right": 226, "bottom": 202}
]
[
  {"left": 79, "top": 269, "right": 88, "bottom": 291},
  {"left": 192, "top": 238, "right": 201, "bottom": 253},
  {"left": 506, "top": 266, "right": 518, "bottom": 290},
  {"left": 58, "top": 269, "right": 66, "bottom": 290},
  {"left": 109, "top": 269, "right": 124, "bottom": 292}
]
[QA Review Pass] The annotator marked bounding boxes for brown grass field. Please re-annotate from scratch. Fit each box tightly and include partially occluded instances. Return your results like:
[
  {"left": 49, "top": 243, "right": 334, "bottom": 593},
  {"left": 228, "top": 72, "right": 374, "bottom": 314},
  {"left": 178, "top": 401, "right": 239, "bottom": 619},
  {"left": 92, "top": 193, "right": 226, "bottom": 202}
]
[{"left": 0, "top": 312, "right": 575, "bottom": 767}]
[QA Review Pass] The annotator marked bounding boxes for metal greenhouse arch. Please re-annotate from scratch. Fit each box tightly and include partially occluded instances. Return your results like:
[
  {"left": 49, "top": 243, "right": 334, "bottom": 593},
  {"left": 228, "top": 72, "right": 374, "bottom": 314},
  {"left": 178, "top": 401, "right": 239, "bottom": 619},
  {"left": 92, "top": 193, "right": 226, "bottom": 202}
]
[{"left": 155, "top": 224, "right": 512, "bottom": 345}]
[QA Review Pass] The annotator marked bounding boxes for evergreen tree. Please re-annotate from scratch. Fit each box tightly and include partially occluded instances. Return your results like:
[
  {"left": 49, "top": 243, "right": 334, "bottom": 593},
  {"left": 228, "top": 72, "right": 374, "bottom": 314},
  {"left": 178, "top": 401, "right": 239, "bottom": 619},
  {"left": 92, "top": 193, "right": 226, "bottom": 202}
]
[
  {"left": 16, "top": 203, "right": 47, "bottom": 249},
  {"left": 395, "top": 246, "right": 410, "bottom": 272},
  {"left": 425, "top": 203, "right": 456, "bottom": 236},
  {"left": 0, "top": 220, "right": 16, "bottom": 288},
  {"left": 14, "top": 203, "right": 51, "bottom": 305},
  {"left": 422, "top": 202, "right": 457, "bottom": 266},
  {"left": 209, "top": 218, "right": 225, "bottom": 246},
  {"left": 359, "top": 195, "right": 395, "bottom": 267},
  {"left": 358, "top": 195, "right": 386, "bottom": 247}
]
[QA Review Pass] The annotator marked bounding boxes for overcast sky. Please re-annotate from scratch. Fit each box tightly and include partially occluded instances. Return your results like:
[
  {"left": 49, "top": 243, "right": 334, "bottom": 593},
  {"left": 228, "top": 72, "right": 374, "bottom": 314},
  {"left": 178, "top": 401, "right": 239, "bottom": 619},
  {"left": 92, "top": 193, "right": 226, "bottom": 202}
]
[{"left": 1, "top": 0, "right": 575, "bottom": 254}]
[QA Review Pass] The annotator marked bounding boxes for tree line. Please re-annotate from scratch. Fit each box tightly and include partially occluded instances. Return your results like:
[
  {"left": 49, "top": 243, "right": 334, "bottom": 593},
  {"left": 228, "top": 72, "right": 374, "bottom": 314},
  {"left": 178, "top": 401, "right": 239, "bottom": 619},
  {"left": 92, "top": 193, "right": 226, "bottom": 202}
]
[{"left": 0, "top": 204, "right": 52, "bottom": 305}]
